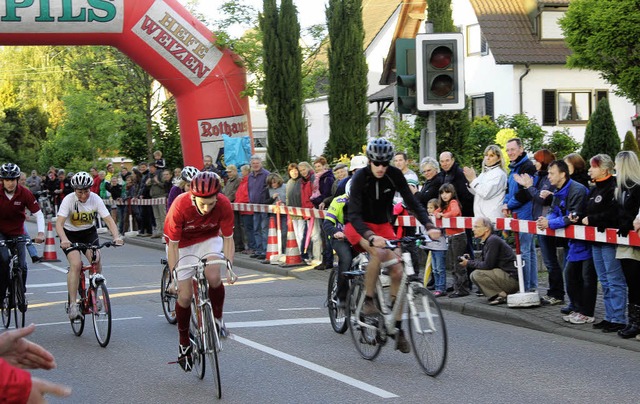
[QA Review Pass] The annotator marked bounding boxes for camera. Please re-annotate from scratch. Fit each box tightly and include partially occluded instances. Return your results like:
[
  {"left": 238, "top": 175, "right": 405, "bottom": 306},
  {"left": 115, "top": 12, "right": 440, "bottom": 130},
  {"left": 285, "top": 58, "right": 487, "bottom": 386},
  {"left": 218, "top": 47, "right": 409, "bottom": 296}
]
[{"left": 457, "top": 254, "right": 469, "bottom": 263}]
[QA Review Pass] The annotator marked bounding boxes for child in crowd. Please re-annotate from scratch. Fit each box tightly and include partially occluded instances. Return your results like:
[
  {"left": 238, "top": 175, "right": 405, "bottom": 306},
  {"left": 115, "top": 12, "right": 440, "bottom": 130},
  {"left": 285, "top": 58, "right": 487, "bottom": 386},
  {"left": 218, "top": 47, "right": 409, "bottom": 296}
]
[
  {"left": 426, "top": 199, "right": 448, "bottom": 297},
  {"left": 267, "top": 173, "right": 287, "bottom": 254},
  {"left": 434, "top": 184, "right": 470, "bottom": 297},
  {"left": 153, "top": 150, "right": 166, "bottom": 170}
]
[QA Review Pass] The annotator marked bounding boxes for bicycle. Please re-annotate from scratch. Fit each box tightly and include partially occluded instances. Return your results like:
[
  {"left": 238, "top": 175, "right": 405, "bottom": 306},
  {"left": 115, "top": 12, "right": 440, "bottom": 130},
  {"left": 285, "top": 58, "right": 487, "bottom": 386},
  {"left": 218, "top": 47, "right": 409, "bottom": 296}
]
[
  {"left": 34, "top": 190, "right": 54, "bottom": 219},
  {"left": 65, "top": 242, "right": 118, "bottom": 347},
  {"left": 160, "top": 258, "right": 177, "bottom": 324},
  {"left": 327, "top": 252, "right": 368, "bottom": 334},
  {"left": 0, "top": 236, "right": 30, "bottom": 329},
  {"left": 346, "top": 235, "right": 448, "bottom": 377},
  {"left": 173, "top": 253, "right": 237, "bottom": 399}
]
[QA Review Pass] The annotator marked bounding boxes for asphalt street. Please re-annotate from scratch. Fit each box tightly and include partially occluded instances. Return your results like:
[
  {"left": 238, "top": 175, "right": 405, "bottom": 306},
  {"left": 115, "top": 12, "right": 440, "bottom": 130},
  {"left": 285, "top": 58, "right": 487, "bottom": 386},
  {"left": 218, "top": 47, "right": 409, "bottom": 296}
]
[{"left": 10, "top": 234, "right": 640, "bottom": 404}]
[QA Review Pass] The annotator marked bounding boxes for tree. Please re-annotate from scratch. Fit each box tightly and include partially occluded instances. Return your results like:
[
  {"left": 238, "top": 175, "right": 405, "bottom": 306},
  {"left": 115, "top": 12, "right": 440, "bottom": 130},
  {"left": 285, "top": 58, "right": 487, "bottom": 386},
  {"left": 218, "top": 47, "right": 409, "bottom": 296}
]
[
  {"left": 560, "top": 0, "right": 640, "bottom": 104},
  {"left": 496, "top": 113, "right": 545, "bottom": 153},
  {"left": 466, "top": 116, "right": 500, "bottom": 169},
  {"left": 580, "top": 98, "right": 620, "bottom": 160},
  {"left": 543, "top": 128, "right": 580, "bottom": 159},
  {"left": 622, "top": 130, "right": 640, "bottom": 159},
  {"left": 323, "top": 0, "right": 369, "bottom": 161},
  {"left": 259, "top": 0, "right": 308, "bottom": 169}
]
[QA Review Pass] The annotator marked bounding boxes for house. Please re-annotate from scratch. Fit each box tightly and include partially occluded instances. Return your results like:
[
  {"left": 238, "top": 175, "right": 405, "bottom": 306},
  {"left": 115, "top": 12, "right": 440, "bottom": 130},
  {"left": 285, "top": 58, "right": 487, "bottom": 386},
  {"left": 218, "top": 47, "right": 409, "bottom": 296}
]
[{"left": 300, "top": 0, "right": 635, "bottom": 159}]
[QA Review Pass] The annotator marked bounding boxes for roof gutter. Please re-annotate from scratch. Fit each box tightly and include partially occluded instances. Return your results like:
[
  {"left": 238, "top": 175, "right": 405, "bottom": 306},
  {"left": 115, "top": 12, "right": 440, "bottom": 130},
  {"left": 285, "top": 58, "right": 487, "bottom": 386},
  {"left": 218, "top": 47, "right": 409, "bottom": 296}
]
[{"left": 519, "top": 64, "right": 531, "bottom": 114}]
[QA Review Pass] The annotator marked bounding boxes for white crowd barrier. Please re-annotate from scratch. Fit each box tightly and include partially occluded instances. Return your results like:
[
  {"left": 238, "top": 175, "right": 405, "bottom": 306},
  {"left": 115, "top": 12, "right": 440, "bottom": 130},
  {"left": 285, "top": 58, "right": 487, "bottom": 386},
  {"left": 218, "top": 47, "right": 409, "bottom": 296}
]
[{"left": 100, "top": 197, "right": 640, "bottom": 248}]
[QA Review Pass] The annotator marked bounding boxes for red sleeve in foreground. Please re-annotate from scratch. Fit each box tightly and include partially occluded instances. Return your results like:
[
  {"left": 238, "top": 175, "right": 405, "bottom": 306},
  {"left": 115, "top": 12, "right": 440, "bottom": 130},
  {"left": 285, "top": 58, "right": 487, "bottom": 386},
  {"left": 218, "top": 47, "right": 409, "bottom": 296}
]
[{"left": 0, "top": 358, "right": 32, "bottom": 404}]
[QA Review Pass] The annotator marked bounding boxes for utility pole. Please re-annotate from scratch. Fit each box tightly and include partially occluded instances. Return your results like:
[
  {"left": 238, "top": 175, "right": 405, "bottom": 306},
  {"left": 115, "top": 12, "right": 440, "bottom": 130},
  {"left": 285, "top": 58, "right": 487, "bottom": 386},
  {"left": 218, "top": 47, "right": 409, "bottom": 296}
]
[{"left": 419, "top": 21, "right": 437, "bottom": 162}]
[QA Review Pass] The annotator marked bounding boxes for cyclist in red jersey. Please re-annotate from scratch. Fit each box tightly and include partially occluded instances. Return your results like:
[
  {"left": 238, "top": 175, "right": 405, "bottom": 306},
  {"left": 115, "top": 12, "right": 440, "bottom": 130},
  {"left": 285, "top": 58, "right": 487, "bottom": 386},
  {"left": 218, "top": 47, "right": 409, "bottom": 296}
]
[
  {"left": 164, "top": 171, "right": 235, "bottom": 372},
  {"left": 0, "top": 163, "right": 46, "bottom": 309}
]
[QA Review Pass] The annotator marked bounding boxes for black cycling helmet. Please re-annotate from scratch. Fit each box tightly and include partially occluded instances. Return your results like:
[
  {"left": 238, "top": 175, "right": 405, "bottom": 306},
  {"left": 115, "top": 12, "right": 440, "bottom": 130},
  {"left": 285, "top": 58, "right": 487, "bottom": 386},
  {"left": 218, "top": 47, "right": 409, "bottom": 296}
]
[
  {"left": 366, "top": 138, "right": 395, "bottom": 163},
  {"left": 71, "top": 171, "right": 94, "bottom": 189},
  {"left": 0, "top": 163, "right": 21, "bottom": 179}
]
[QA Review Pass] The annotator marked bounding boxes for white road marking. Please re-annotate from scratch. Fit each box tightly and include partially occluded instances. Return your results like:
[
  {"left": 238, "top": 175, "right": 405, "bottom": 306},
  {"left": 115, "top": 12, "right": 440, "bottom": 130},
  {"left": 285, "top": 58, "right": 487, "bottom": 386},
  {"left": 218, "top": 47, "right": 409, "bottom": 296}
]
[
  {"left": 27, "top": 282, "right": 67, "bottom": 288},
  {"left": 229, "top": 334, "right": 399, "bottom": 399},
  {"left": 224, "top": 309, "right": 264, "bottom": 314},
  {"left": 226, "top": 317, "right": 329, "bottom": 328},
  {"left": 34, "top": 316, "right": 142, "bottom": 327},
  {"left": 278, "top": 307, "right": 322, "bottom": 312},
  {"left": 40, "top": 262, "right": 67, "bottom": 274}
]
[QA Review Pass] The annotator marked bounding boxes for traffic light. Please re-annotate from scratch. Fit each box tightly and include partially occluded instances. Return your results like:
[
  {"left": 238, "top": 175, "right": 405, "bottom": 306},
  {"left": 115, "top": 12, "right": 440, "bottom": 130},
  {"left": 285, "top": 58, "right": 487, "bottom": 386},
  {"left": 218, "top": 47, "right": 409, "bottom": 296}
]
[
  {"left": 416, "top": 33, "right": 465, "bottom": 111},
  {"left": 394, "top": 38, "right": 416, "bottom": 114}
]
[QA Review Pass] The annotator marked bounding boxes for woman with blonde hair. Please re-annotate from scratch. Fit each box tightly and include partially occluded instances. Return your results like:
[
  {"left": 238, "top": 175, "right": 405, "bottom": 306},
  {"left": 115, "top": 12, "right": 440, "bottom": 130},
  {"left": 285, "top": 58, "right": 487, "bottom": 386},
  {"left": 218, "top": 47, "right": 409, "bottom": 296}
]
[
  {"left": 614, "top": 151, "right": 640, "bottom": 338},
  {"left": 463, "top": 144, "right": 507, "bottom": 220}
]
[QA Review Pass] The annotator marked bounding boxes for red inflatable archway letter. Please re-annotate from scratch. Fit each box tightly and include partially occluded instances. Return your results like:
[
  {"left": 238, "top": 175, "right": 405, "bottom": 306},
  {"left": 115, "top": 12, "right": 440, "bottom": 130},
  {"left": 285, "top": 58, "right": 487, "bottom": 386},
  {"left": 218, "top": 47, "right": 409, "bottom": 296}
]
[{"left": 0, "top": 0, "right": 251, "bottom": 166}]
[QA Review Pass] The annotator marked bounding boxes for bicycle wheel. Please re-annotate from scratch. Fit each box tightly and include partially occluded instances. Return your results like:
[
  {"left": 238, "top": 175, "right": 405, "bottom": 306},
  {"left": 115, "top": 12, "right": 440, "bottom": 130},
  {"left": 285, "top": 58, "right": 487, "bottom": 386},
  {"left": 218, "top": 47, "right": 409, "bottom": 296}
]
[
  {"left": 407, "top": 284, "right": 448, "bottom": 377},
  {"left": 327, "top": 269, "right": 347, "bottom": 334},
  {"left": 92, "top": 283, "right": 112, "bottom": 347},
  {"left": 347, "top": 279, "right": 382, "bottom": 361},
  {"left": 202, "top": 306, "right": 221, "bottom": 399},
  {"left": 161, "top": 265, "right": 177, "bottom": 324},
  {"left": 13, "top": 273, "right": 25, "bottom": 329},
  {"left": 68, "top": 294, "right": 85, "bottom": 336},
  {"left": 1, "top": 295, "right": 9, "bottom": 328},
  {"left": 189, "top": 301, "right": 205, "bottom": 379}
]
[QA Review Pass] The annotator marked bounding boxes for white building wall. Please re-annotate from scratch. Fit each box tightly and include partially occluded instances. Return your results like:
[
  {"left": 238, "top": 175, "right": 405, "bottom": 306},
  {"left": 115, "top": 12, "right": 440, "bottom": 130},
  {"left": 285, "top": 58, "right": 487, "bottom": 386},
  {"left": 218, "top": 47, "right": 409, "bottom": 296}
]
[
  {"left": 518, "top": 65, "right": 635, "bottom": 142},
  {"left": 304, "top": 96, "right": 330, "bottom": 158}
]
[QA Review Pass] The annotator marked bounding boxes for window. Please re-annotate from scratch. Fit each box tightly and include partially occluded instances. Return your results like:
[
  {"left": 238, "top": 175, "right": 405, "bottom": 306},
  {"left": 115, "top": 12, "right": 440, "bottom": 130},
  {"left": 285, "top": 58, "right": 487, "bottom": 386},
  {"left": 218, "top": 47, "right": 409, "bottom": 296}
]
[
  {"left": 466, "top": 24, "right": 488, "bottom": 56},
  {"left": 542, "top": 90, "right": 608, "bottom": 126},
  {"left": 539, "top": 10, "right": 566, "bottom": 40},
  {"left": 471, "top": 92, "right": 494, "bottom": 120}
]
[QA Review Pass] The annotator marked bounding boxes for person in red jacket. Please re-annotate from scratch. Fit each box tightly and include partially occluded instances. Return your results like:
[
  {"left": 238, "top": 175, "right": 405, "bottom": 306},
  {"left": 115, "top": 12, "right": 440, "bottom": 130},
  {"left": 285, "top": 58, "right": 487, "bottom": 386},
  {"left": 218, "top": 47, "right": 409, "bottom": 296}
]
[
  {"left": 235, "top": 165, "right": 256, "bottom": 255},
  {"left": 0, "top": 323, "right": 71, "bottom": 403}
]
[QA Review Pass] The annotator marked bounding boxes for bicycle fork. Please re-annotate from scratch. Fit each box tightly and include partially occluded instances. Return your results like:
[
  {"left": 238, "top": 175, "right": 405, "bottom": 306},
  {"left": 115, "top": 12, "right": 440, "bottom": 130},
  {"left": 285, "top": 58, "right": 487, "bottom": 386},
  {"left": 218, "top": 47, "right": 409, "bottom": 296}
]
[{"left": 406, "top": 285, "right": 437, "bottom": 335}]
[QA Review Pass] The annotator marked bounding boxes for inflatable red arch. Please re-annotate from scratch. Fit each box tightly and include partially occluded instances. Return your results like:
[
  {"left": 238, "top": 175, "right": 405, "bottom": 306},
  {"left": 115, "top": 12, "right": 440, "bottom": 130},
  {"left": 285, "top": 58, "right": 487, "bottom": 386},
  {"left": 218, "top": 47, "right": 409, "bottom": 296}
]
[{"left": 0, "top": 0, "right": 251, "bottom": 167}]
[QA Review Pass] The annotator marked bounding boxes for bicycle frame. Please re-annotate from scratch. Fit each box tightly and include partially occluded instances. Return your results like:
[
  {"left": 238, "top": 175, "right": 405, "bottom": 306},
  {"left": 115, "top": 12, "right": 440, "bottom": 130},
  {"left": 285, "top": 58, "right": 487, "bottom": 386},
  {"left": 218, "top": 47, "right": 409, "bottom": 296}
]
[{"left": 353, "top": 250, "right": 435, "bottom": 338}]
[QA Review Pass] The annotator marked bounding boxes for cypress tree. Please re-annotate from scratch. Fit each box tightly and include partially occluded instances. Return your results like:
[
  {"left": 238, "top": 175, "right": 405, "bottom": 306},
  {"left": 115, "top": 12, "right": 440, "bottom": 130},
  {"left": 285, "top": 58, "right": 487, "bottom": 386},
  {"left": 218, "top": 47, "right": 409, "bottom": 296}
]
[
  {"left": 580, "top": 98, "right": 620, "bottom": 161},
  {"left": 324, "top": 0, "right": 369, "bottom": 160},
  {"left": 260, "top": 0, "right": 307, "bottom": 169},
  {"left": 622, "top": 130, "right": 640, "bottom": 159}
]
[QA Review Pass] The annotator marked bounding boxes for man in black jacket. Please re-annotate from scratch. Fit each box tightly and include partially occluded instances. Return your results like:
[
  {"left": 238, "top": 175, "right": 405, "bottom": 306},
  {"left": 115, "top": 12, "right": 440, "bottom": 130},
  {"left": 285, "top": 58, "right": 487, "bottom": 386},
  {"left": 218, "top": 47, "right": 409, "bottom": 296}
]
[{"left": 460, "top": 217, "right": 519, "bottom": 305}]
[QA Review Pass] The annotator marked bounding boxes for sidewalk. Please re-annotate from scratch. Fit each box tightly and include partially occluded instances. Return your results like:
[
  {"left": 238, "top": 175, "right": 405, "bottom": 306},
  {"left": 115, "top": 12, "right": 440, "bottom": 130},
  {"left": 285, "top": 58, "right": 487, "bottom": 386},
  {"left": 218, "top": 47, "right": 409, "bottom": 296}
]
[{"left": 112, "top": 232, "right": 640, "bottom": 353}]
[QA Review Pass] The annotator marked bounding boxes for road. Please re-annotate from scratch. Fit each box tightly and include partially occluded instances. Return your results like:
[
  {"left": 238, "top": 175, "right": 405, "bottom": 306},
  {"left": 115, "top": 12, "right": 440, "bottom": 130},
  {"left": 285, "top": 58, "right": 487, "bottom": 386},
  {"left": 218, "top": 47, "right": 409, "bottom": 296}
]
[{"left": 13, "top": 241, "right": 640, "bottom": 403}]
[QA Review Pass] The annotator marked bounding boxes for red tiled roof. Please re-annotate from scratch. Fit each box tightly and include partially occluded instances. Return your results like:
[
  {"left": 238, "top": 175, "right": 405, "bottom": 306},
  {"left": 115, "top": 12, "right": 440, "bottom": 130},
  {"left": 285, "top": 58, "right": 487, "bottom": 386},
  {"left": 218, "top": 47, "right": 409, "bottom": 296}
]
[{"left": 469, "top": 0, "right": 571, "bottom": 65}]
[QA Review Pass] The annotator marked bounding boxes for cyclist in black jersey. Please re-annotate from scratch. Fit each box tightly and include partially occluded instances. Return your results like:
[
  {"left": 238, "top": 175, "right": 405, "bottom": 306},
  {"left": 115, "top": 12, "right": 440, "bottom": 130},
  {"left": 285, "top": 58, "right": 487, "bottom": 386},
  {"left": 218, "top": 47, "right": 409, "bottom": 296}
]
[{"left": 344, "top": 138, "right": 441, "bottom": 353}]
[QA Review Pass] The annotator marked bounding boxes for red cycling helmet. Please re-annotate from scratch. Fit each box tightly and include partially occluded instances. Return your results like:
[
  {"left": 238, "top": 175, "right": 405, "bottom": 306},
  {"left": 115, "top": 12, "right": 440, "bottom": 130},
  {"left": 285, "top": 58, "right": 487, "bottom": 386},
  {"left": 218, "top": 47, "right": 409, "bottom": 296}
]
[{"left": 190, "top": 171, "right": 221, "bottom": 198}]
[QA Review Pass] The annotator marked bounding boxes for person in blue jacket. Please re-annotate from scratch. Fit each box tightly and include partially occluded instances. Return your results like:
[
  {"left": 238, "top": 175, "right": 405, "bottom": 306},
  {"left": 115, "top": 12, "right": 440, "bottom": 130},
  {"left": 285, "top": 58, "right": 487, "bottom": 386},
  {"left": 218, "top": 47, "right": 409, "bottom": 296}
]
[{"left": 537, "top": 160, "right": 596, "bottom": 325}]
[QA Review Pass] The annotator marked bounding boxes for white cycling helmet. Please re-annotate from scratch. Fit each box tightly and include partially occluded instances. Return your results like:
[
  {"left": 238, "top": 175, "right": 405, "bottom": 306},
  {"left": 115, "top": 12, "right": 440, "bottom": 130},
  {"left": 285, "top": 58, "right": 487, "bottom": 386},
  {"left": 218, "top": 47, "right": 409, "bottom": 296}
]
[
  {"left": 0, "top": 163, "right": 20, "bottom": 179},
  {"left": 181, "top": 166, "right": 200, "bottom": 182},
  {"left": 345, "top": 178, "right": 352, "bottom": 197},
  {"left": 71, "top": 171, "right": 94, "bottom": 189}
]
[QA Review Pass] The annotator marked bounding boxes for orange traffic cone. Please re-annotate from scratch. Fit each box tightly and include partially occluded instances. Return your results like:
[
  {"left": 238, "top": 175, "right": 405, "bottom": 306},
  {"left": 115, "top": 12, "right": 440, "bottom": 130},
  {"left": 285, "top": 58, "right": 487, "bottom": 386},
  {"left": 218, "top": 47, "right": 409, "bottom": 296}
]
[
  {"left": 263, "top": 216, "right": 280, "bottom": 264},
  {"left": 280, "top": 218, "right": 304, "bottom": 267},
  {"left": 42, "top": 221, "right": 60, "bottom": 262}
]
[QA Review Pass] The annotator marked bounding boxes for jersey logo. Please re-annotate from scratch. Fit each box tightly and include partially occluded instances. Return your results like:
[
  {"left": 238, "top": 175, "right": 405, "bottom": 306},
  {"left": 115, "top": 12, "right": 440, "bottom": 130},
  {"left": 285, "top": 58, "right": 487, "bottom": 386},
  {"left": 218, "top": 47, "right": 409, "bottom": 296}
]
[
  {"left": 594, "top": 195, "right": 602, "bottom": 203},
  {"left": 13, "top": 201, "right": 22, "bottom": 206}
]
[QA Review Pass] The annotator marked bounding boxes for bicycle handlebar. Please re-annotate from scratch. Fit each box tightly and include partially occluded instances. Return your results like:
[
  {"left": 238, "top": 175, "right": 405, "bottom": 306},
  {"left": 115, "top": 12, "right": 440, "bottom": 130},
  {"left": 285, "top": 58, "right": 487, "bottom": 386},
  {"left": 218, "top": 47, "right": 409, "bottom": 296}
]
[
  {"left": 174, "top": 255, "right": 238, "bottom": 285},
  {"left": 63, "top": 241, "right": 119, "bottom": 253},
  {"left": 0, "top": 236, "right": 37, "bottom": 248},
  {"left": 384, "top": 234, "right": 433, "bottom": 249}
]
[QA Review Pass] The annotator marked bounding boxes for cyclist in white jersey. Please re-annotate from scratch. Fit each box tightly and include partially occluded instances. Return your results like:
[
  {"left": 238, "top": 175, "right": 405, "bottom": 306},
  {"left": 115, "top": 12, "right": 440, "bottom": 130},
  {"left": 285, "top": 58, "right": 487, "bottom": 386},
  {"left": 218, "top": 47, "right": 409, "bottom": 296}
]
[{"left": 55, "top": 172, "right": 124, "bottom": 319}]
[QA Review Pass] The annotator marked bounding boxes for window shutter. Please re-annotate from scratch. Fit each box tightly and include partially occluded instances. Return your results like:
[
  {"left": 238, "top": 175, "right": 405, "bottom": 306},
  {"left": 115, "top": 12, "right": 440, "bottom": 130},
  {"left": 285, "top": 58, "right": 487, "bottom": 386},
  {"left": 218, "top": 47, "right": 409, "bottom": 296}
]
[
  {"left": 484, "top": 92, "right": 494, "bottom": 120},
  {"left": 596, "top": 90, "right": 608, "bottom": 103},
  {"left": 542, "top": 90, "right": 557, "bottom": 126}
]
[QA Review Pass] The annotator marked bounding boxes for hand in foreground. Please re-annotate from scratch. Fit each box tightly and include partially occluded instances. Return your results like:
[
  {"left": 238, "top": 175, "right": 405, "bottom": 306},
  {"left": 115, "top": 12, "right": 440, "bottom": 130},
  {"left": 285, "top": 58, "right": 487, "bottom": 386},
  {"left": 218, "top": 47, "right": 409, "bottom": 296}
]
[
  {"left": 427, "top": 228, "right": 442, "bottom": 240},
  {"left": 0, "top": 324, "right": 55, "bottom": 370},
  {"left": 28, "top": 377, "right": 72, "bottom": 403}
]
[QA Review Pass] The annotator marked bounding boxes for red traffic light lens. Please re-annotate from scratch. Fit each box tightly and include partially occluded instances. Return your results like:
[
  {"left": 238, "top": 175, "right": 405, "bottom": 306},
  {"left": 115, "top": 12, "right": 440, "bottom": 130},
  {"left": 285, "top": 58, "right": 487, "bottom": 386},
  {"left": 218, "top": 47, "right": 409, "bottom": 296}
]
[
  {"left": 430, "top": 46, "right": 453, "bottom": 69},
  {"left": 430, "top": 75, "right": 454, "bottom": 97}
]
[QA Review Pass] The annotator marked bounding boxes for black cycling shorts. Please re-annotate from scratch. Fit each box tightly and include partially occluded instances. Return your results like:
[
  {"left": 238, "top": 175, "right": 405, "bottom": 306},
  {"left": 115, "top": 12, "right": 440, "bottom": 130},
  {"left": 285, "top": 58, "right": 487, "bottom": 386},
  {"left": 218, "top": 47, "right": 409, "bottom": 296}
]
[{"left": 61, "top": 227, "right": 99, "bottom": 256}]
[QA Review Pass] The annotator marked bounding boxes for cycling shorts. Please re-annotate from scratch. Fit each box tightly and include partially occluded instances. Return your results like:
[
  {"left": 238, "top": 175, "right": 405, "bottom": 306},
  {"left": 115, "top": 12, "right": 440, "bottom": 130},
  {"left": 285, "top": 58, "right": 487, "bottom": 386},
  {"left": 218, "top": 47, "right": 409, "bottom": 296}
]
[
  {"left": 170, "top": 236, "right": 223, "bottom": 281},
  {"left": 61, "top": 227, "right": 98, "bottom": 256},
  {"left": 344, "top": 222, "right": 397, "bottom": 250}
]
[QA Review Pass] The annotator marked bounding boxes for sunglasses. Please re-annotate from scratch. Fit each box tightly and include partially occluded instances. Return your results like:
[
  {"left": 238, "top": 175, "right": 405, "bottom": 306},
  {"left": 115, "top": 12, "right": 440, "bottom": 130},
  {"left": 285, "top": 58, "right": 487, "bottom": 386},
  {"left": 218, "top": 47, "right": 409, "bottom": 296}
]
[{"left": 372, "top": 161, "right": 389, "bottom": 167}]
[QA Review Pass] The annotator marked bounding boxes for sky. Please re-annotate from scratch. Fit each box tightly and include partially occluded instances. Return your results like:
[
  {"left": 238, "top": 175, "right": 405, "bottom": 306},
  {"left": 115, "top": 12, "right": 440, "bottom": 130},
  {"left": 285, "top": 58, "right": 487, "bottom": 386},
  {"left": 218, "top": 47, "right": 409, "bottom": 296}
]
[{"left": 193, "top": 0, "right": 330, "bottom": 36}]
